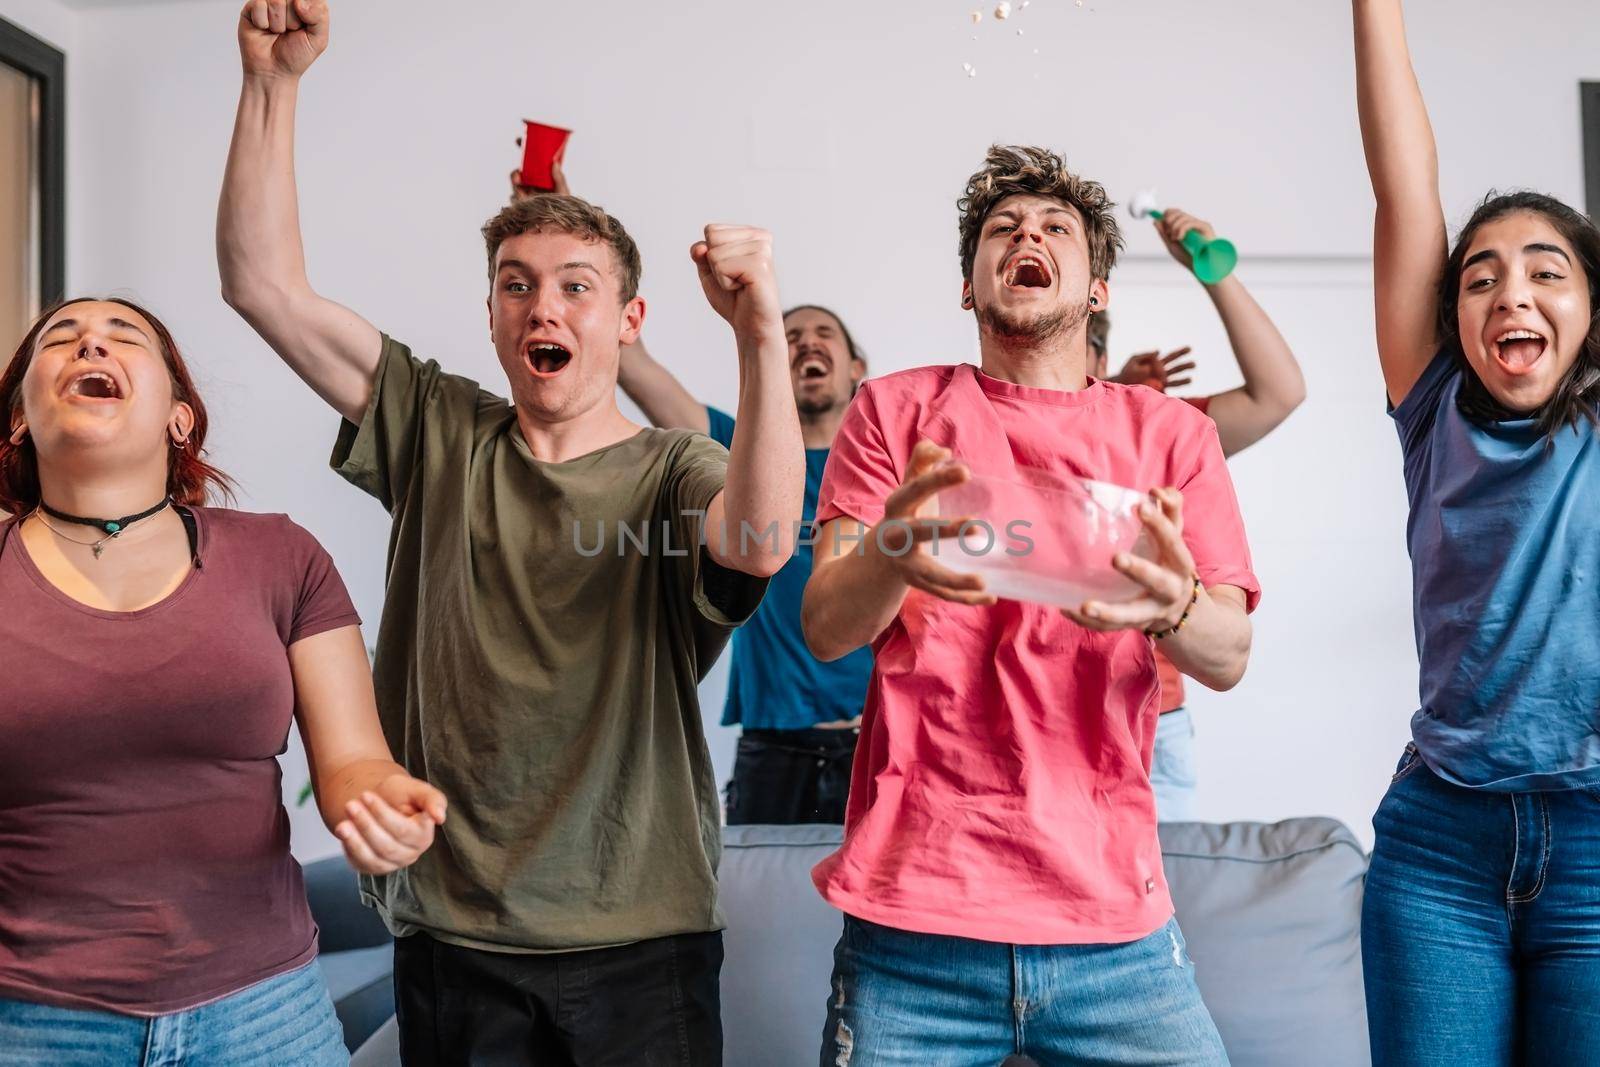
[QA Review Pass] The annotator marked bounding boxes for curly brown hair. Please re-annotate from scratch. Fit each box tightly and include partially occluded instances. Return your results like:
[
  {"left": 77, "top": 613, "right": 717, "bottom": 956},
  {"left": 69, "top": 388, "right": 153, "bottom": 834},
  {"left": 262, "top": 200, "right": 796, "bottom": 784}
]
[
  {"left": 482, "top": 194, "right": 642, "bottom": 302},
  {"left": 957, "top": 145, "right": 1122, "bottom": 283}
]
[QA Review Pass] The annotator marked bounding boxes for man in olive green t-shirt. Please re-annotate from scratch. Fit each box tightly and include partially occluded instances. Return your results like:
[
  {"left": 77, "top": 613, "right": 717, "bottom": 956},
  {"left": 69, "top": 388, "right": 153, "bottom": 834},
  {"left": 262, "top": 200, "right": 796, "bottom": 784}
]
[{"left": 217, "top": 4, "right": 804, "bottom": 1063}]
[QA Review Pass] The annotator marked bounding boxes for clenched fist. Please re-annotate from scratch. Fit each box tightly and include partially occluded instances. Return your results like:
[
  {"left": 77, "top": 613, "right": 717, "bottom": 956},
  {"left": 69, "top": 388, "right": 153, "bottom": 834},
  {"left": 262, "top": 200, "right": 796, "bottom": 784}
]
[
  {"left": 691, "top": 225, "right": 784, "bottom": 348},
  {"left": 239, "top": 0, "right": 329, "bottom": 81}
]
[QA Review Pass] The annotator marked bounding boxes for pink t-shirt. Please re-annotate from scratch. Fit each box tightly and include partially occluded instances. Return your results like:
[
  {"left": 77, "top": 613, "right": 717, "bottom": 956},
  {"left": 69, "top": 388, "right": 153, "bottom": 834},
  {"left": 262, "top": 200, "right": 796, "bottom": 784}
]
[{"left": 811, "top": 365, "right": 1259, "bottom": 944}]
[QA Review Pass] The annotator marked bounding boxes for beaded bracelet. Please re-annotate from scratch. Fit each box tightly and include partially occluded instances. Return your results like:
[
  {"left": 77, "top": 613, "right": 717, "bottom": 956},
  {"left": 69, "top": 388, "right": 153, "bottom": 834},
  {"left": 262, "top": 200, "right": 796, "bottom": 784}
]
[{"left": 1147, "top": 576, "right": 1201, "bottom": 640}]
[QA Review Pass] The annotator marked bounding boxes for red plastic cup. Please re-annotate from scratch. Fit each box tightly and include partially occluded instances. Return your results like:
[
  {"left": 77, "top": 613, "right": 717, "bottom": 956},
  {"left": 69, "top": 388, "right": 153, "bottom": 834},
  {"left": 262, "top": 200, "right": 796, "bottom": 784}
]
[{"left": 517, "top": 120, "right": 571, "bottom": 191}]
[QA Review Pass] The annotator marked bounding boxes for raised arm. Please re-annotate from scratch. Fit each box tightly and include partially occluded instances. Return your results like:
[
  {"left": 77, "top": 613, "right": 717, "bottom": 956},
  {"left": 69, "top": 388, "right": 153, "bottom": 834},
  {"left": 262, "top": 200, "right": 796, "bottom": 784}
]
[
  {"left": 691, "top": 226, "right": 804, "bottom": 578},
  {"left": 218, "top": 0, "right": 382, "bottom": 425},
  {"left": 1354, "top": 0, "right": 1449, "bottom": 406},
  {"left": 1154, "top": 208, "right": 1306, "bottom": 457},
  {"left": 618, "top": 338, "right": 712, "bottom": 433}
]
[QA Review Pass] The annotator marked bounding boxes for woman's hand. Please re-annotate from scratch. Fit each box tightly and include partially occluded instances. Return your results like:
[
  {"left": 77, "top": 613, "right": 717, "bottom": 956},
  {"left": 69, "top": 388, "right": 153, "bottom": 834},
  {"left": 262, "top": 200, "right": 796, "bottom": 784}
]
[{"left": 334, "top": 772, "right": 446, "bottom": 875}]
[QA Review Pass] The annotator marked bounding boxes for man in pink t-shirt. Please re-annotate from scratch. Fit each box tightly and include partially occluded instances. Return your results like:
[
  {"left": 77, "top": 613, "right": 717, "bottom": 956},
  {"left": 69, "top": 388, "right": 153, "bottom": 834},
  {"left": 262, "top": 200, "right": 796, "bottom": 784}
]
[{"left": 802, "top": 146, "right": 1259, "bottom": 1064}]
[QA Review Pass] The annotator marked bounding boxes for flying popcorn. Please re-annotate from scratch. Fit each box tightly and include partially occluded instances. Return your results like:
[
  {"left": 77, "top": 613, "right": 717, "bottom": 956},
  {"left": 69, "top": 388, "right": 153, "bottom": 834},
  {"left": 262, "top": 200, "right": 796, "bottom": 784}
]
[{"left": 994, "top": 1, "right": 1011, "bottom": 19}]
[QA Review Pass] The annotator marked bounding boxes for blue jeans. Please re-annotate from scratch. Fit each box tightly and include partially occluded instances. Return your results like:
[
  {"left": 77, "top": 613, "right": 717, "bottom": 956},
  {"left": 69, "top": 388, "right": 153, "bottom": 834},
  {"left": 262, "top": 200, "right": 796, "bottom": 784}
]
[
  {"left": 1363, "top": 744, "right": 1600, "bottom": 1066},
  {"left": 820, "top": 915, "right": 1229, "bottom": 1066},
  {"left": 1151, "top": 708, "right": 1197, "bottom": 822},
  {"left": 0, "top": 960, "right": 347, "bottom": 1066}
]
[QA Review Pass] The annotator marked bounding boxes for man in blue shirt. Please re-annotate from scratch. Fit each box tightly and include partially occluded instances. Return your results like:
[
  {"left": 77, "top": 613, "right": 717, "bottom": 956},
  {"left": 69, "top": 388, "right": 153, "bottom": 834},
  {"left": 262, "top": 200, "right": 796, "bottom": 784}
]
[{"left": 619, "top": 306, "right": 873, "bottom": 823}]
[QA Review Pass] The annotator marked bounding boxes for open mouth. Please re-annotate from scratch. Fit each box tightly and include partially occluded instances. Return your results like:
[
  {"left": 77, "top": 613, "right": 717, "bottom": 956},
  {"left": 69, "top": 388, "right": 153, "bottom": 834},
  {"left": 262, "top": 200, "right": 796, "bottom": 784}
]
[
  {"left": 1003, "top": 253, "right": 1053, "bottom": 289},
  {"left": 1491, "top": 328, "right": 1548, "bottom": 376},
  {"left": 795, "top": 355, "right": 831, "bottom": 382},
  {"left": 525, "top": 341, "right": 572, "bottom": 378},
  {"left": 64, "top": 370, "right": 123, "bottom": 401}
]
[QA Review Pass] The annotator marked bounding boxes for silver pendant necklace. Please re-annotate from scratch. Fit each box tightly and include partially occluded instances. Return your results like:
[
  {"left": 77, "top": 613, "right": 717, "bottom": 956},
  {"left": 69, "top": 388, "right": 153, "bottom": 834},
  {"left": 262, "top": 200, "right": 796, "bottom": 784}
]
[{"left": 32, "top": 508, "right": 161, "bottom": 559}]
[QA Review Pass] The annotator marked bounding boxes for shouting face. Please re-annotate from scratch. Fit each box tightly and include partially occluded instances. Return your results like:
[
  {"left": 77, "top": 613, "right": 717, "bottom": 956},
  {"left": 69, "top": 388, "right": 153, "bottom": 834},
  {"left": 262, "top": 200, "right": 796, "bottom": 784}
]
[
  {"left": 1455, "top": 211, "right": 1592, "bottom": 415},
  {"left": 487, "top": 228, "right": 644, "bottom": 425},
  {"left": 787, "top": 307, "right": 862, "bottom": 418},
  {"left": 963, "top": 193, "right": 1108, "bottom": 348}
]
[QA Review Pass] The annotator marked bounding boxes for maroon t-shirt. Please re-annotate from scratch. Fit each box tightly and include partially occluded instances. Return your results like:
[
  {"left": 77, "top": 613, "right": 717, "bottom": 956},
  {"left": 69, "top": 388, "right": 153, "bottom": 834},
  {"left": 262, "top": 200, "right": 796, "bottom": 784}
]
[{"left": 0, "top": 507, "right": 360, "bottom": 1015}]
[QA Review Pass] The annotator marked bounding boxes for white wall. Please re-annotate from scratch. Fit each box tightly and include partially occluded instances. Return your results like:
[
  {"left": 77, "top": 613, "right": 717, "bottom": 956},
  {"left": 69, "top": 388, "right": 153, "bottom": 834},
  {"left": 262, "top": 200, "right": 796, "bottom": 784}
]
[
  {"left": 41, "top": 0, "right": 1600, "bottom": 859},
  {"left": 0, "top": 0, "right": 75, "bottom": 55}
]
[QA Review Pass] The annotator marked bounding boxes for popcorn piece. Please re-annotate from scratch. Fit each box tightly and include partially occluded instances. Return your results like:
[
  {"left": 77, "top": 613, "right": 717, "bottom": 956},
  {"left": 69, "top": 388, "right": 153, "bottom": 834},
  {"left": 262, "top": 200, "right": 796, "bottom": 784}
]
[
  {"left": 994, "top": 1, "right": 1011, "bottom": 19},
  {"left": 970, "top": 9, "right": 982, "bottom": 23}
]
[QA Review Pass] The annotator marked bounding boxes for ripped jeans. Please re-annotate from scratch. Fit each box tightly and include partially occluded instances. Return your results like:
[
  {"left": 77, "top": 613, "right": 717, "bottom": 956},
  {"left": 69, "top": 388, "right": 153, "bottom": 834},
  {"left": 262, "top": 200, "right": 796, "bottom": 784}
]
[{"left": 818, "top": 915, "right": 1229, "bottom": 1066}]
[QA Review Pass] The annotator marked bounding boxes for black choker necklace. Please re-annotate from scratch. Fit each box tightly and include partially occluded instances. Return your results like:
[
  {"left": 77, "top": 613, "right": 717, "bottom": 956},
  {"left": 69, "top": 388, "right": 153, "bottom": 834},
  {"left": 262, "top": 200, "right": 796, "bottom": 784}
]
[{"left": 39, "top": 497, "right": 171, "bottom": 536}]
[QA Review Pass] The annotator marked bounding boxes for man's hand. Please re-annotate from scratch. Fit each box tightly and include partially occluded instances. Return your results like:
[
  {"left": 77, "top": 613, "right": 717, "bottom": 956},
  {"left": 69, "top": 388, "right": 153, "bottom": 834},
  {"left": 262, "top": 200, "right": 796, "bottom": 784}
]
[
  {"left": 509, "top": 158, "right": 570, "bottom": 202},
  {"left": 239, "top": 0, "right": 328, "bottom": 81},
  {"left": 869, "top": 441, "right": 996, "bottom": 606},
  {"left": 1062, "top": 487, "right": 1195, "bottom": 632},
  {"left": 1112, "top": 347, "right": 1196, "bottom": 392},
  {"left": 691, "top": 225, "right": 784, "bottom": 349},
  {"left": 1154, "top": 207, "right": 1214, "bottom": 273},
  {"left": 333, "top": 771, "right": 447, "bottom": 876}
]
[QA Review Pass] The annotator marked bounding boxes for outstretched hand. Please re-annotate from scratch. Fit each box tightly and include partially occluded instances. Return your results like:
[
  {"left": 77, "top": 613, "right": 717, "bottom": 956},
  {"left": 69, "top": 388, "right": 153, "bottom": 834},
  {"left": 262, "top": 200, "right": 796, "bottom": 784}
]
[
  {"left": 334, "top": 772, "right": 447, "bottom": 876},
  {"left": 1112, "top": 347, "right": 1196, "bottom": 392},
  {"left": 1062, "top": 487, "right": 1197, "bottom": 633},
  {"left": 867, "top": 441, "right": 996, "bottom": 606}
]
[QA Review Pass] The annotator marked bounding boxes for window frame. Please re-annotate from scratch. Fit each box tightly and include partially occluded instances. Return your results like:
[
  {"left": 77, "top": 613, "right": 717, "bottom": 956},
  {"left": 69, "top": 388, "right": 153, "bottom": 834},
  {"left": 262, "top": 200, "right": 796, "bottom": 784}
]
[
  {"left": 0, "top": 15, "right": 65, "bottom": 308},
  {"left": 1584, "top": 81, "right": 1600, "bottom": 223}
]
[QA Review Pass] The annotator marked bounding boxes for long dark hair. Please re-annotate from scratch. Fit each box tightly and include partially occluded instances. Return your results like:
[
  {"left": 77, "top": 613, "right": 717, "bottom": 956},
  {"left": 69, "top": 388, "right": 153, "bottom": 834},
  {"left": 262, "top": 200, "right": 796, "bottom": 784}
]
[
  {"left": 0, "top": 297, "right": 236, "bottom": 516},
  {"left": 1439, "top": 191, "right": 1600, "bottom": 435}
]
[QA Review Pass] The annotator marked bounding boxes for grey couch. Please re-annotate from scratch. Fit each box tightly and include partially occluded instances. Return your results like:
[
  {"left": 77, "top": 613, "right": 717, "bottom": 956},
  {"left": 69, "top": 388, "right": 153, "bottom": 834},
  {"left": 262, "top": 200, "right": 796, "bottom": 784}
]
[
  {"left": 341, "top": 819, "right": 1370, "bottom": 1066},
  {"left": 303, "top": 856, "right": 400, "bottom": 1053}
]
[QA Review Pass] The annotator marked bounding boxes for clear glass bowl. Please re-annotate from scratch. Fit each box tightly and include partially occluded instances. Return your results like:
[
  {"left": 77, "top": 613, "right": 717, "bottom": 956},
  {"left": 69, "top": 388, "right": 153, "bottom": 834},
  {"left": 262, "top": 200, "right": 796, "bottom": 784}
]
[{"left": 932, "top": 470, "right": 1156, "bottom": 609}]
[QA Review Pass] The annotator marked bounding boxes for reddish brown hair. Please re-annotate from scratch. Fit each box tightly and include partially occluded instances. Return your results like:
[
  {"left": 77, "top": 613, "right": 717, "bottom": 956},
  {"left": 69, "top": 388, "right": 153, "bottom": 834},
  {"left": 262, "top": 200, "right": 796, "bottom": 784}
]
[{"left": 0, "top": 297, "right": 236, "bottom": 516}]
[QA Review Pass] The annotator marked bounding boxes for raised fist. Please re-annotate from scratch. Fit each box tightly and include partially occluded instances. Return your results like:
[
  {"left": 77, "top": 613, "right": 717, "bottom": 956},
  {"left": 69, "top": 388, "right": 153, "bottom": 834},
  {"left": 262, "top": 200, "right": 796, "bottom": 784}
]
[
  {"left": 690, "top": 225, "right": 784, "bottom": 347},
  {"left": 239, "top": 0, "right": 329, "bottom": 81}
]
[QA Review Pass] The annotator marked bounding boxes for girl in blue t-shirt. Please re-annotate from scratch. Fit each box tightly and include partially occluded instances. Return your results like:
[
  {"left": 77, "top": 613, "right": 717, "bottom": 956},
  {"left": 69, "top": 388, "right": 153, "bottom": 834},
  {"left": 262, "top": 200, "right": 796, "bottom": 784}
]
[{"left": 1354, "top": 2, "right": 1600, "bottom": 1064}]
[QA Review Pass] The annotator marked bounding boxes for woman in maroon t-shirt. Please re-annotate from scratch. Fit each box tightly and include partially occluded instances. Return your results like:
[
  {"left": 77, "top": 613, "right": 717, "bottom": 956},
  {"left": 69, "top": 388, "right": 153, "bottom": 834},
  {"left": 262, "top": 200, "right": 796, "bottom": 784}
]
[{"left": 0, "top": 297, "right": 445, "bottom": 1065}]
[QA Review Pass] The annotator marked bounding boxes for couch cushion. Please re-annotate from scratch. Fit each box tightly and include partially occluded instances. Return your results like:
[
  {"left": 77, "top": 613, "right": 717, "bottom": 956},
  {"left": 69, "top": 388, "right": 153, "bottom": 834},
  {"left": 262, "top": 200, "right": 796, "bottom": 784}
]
[
  {"left": 718, "top": 825, "right": 844, "bottom": 1067},
  {"left": 719, "top": 820, "right": 1368, "bottom": 1067},
  {"left": 357, "top": 819, "right": 1370, "bottom": 1066},
  {"left": 1158, "top": 819, "right": 1369, "bottom": 1067},
  {"left": 303, "top": 856, "right": 393, "bottom": 954},
  {"left": 318, "top": 944, "right": 394, "bottom": 1052},
  {"left": 351, "top": 1015, "right": 399, "bottom": 1067}
]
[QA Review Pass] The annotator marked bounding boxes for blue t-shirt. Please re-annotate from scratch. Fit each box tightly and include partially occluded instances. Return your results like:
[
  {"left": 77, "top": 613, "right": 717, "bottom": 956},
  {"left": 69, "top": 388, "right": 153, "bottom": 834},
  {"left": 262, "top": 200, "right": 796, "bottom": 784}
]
[
  {"left": 1393, "top": 349, "right": 1600, "bottom": 791},
  {"left": 707, "top": 406, "right": 874, "bottom": 730}
]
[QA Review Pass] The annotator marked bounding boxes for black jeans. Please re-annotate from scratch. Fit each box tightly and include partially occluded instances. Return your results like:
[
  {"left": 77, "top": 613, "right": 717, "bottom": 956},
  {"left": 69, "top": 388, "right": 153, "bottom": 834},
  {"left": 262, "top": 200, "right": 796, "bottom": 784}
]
[
  {"left": 724, "top": 727, "right": 858, "bottom": 825},
  {"left": 392, "top": 929, "right": 723, "bottom": 1066}
]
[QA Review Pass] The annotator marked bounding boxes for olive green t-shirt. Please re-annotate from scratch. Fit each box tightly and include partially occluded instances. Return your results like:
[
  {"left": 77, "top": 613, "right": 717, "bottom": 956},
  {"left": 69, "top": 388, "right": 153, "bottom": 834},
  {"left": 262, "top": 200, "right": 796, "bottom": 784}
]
[{"left": 331, "top": 336, "right": 766, "bottom": 953}]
